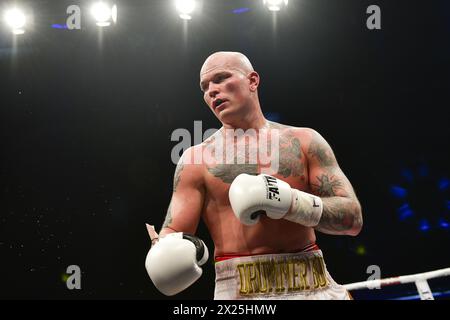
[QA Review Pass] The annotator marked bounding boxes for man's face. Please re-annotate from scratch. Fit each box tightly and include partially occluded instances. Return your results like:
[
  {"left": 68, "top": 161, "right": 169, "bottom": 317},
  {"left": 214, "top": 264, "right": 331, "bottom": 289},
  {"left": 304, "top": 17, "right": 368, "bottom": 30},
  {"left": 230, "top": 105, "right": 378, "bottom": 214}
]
[{"left": 200, "top": 64, "right": 251, "bottom": 122}]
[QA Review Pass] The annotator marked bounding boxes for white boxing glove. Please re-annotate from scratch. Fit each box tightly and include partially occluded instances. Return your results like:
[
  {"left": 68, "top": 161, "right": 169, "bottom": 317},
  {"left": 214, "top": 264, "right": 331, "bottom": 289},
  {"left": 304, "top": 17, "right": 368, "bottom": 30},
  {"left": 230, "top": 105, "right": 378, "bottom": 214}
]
[
  {"left": 229, "top": 173, "right": 323, "bottom": 227},
  {"left": 145, "top": 232, "right": 209, "bottom": 296}
]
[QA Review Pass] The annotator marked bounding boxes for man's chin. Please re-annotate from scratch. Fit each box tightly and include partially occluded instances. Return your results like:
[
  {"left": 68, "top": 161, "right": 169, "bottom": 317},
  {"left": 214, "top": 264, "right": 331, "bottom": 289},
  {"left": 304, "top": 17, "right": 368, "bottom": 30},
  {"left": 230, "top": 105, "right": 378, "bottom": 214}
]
[{"left": 216, "top": 108, "right": 234, "bottom": 122}]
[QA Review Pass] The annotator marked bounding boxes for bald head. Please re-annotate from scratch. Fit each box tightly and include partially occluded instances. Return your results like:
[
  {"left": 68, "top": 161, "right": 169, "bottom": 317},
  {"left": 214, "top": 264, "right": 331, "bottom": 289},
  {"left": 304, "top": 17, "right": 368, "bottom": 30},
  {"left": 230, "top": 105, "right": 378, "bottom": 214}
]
[
  {"left": 199, "top": 51, "right": 263, "bottom": 127},
  {"left": 200, "top": 51, "right": 254, "bottom": 77}
]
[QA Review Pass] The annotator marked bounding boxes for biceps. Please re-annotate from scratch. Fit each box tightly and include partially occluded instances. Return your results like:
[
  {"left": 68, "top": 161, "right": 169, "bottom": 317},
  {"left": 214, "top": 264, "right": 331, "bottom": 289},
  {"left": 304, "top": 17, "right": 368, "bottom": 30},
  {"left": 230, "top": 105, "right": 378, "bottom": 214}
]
[
  {"left": 163, "top": 185, "right": 204, "bottom": 234},
  {"left": 309, "top": 166, "right": 354, "bottom": 198}
]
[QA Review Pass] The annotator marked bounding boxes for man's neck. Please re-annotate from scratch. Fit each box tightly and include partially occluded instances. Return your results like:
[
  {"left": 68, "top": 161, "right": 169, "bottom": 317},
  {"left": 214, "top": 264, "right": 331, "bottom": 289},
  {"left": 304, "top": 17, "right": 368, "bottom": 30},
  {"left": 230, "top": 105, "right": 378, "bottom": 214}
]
[{"left": 222, "top": 110, "right": 268, "bottom": 131}]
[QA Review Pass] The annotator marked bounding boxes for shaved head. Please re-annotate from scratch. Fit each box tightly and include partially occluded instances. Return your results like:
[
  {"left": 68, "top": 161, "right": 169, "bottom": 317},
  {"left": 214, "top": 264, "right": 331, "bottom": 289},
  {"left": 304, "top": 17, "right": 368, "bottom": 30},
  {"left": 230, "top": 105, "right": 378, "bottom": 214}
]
[
  {"left": 200, "top": 51, "right": 254, "bottom": 77},
  {"left": 199, "top": 51, "right": 263, "bottom": 129}
]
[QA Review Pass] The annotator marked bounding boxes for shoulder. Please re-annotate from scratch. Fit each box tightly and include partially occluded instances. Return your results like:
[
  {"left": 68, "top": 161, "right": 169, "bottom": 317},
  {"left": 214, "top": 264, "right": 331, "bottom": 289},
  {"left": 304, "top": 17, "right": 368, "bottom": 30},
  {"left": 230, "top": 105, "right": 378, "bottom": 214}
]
[
  {"left": 175, "top": 145, "right": 206, "bottom": 186},
  {"left": 297, "top": 127, "right": 323, "bottom": 144},
  {"left": 272, "top": 124, "right": 334, "bottom": 161},
  {"left": 180, "top": 128, "right": 220, "bottom": 163},
  {"left": 269, "top": 122, "right": 323, "bottom": 145}
]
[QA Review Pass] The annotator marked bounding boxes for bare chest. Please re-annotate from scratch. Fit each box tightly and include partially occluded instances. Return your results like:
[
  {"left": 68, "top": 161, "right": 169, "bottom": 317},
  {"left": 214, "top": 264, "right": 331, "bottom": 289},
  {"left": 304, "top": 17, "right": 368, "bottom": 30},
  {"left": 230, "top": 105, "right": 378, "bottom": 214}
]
[{"left": 202, "top": 133, "right": 310, "bottom": 204}]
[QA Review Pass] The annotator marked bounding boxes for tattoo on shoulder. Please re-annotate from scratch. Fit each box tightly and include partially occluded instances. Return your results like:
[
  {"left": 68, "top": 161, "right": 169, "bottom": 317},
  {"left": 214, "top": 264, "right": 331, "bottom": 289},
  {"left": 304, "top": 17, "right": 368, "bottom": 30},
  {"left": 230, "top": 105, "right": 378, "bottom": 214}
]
[
  {"left": 278, "top": 133, "right": 304, "bottom": 178},
  {"left": 308, "top": 134, "right": 334, "bottom": 167},
  {"left": 311, "top": 173, "right": 343, "bottom": 196},
  {"left": 173, "top": 161, "right": 184, "bottom": 192}
]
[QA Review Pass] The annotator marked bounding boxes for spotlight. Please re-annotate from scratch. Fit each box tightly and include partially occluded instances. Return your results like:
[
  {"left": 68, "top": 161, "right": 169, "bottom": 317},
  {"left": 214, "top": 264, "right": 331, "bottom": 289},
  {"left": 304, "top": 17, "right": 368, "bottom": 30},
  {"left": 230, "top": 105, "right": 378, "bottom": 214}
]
[
  {"left": 4, "top": 8, "right": 27, "bottom": 34},
  {"left": 175, "top": 0, "right": 197, "bottom": 20},
  {"left": 263, "top": 0, "right": 288, "bottom": 12},
  {"left": 111, "top": 5, "right": 117, "bottom": 24},
  {"left": 91, "top": 2, "right": 116, "bottom": 27}
]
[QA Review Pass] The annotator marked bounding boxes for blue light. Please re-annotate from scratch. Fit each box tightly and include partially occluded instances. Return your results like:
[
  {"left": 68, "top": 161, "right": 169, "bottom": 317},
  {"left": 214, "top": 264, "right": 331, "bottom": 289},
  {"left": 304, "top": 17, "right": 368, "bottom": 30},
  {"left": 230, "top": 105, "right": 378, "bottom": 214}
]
[
  {"left": 390, "top": 185, "right": 407, "bottom": 199},
  {"left": 397, "top": 203, "right": 414, "bottom": 220},
  {"left": 264, "top": 112, "right": 281, "bottom": 122},
  {"left": 400, "top": 210, "right": 414, "bottom": 220},
  {"left": 401, "top": 168, "right": 413, "bottom": 183},
  {"left": 392, "top": 290, "right": 450, "bottom": 300},
  {"left": 232, "top": 7, "right": 250, "bottom": 14},
  {"left": 418, "top": 164, "right": 429, "bottom": 177},
  {"left": 51, "top": 24, "right": 68, "bottom": 29},
  {"left": 438, "top": 178, "right": 450, "bottom": 191},
  {"left": 419, "top": 219, "right": 430, "bottom": 232},
  {"left": 438, "top": 218, "right": 449, "bottom": 229}
]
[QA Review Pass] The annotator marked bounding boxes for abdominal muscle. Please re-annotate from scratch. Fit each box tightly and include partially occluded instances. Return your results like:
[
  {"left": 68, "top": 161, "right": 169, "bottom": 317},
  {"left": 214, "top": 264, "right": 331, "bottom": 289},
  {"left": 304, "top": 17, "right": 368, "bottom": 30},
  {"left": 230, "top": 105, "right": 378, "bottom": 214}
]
[{"left": 202, "top": 203, "right": 316, "bottom": 259}]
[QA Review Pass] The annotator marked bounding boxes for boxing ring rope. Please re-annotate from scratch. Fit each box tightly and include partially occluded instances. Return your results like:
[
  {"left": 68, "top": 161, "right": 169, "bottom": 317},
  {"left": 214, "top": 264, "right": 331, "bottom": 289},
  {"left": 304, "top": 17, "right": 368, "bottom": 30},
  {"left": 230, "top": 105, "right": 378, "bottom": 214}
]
[{"left": 343, "top": 267, "right": 450, "bottom": 300}]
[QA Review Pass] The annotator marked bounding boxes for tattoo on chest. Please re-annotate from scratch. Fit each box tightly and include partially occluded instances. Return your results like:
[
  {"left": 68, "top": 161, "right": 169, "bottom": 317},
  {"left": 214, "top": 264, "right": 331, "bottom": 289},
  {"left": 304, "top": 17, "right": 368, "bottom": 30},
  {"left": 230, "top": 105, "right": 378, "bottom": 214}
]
[
  {"left": 205, "top": 126, "right": 306, "bottom": 183},
  {"left": 207, "top": 164, "right": 258, "bottom": 184}
]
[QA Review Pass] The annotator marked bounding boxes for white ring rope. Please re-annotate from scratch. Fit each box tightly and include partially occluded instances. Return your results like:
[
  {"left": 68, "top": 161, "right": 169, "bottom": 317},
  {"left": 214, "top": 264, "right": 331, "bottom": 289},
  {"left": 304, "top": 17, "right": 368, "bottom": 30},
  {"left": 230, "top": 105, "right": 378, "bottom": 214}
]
[{"left": 343, "top": 267, "right": 450, "bottom": 300}]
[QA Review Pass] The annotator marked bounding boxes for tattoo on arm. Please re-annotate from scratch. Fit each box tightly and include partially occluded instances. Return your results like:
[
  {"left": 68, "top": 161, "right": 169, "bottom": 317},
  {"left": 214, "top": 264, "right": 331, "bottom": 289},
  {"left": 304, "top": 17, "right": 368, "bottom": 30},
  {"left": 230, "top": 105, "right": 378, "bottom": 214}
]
[
  {"left": 307, "top": 131, "right": 362, "bottom": 235},
  {"left": 316, "top": 198, "right": 362, "bottom": 235},
  {"left": 173, "top": 161, "right": 184, "bottom": 192},
  {"left": 163, "top": 159, "right": 185, "bottom": 231},
  {"left": 308, "top": 135, "right": 334, "bottom": 167},
  {"left": 161, "top": 202, "right": 173, "bottom": 229},
  {"left": 311, "top": 173, "right": 343, "bottom": 196},
  {"left": 311, "top": 171, "right": 362, "bottom": 235}
]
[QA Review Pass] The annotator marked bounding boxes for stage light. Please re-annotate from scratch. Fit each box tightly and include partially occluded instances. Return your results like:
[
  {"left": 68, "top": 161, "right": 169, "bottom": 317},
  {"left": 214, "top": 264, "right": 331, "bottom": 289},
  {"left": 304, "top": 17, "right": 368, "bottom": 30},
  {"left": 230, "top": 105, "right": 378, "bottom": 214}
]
[
  {"left": 263, "top": 0, "right": 288, "bottom": 12},
  {"left": 390, "top": 185, "right": 408, "bottom": 199},
  {"left": 438, "top": 178, "right": 449, "bottom": 191},
  {"left": 390, "top": 164, "right": 450, "bottom": 232},
  {"left": 419, "top": 219, "right": 430, "bottom": 232},
  {"left": 91, "top": 2, "right": 116, "bottom": 27},
  {"left": 111, "top": 5, "right": 117, "bottom": 24},
  {"left": 232, "top": 8, "right": 250, "bottom": 15},
  {"left": 264, "top": 112, "right": 282, "bottom": 122},
  {"left": 397, "top": 203, "right": 414, "bottom": 220},
  {"left": 438, "top": 218, "right": 449, "bottom": 229},
  {"left": 4, "top": 8, "right": 27, "bottom": 34},
  {"left": 175, "top": 0, "right": 197, "bottom": 20}
]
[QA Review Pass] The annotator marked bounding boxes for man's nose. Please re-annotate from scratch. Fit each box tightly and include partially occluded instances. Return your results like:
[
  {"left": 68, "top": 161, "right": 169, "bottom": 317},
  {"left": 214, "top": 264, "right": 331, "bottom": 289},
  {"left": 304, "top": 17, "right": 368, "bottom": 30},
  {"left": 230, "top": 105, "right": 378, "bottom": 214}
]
[{"left": 208, "top": 83, "right": 219, "bottom": 98}]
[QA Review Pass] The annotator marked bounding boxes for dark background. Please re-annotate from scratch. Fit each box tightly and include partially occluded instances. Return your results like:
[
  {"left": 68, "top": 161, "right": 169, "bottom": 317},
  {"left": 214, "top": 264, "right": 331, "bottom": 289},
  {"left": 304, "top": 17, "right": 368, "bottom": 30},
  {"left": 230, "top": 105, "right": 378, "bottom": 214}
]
[{"left": 1, "top": 0, "right": 449, "bottom": 299}]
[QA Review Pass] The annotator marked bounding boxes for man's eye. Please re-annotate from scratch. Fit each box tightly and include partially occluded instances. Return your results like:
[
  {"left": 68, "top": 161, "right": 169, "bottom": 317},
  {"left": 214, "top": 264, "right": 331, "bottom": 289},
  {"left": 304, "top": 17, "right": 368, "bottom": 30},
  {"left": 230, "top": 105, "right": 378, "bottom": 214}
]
[{"left": 214, "top": 74, "right": 227, "bottom": 82}]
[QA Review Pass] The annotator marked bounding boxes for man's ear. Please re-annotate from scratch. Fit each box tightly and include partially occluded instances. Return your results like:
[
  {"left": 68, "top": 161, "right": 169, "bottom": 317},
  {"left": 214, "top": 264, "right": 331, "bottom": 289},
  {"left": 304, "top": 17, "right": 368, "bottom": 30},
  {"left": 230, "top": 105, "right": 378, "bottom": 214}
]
[{"left": 247, "top": 71, "right": 260, "bottom": 92}]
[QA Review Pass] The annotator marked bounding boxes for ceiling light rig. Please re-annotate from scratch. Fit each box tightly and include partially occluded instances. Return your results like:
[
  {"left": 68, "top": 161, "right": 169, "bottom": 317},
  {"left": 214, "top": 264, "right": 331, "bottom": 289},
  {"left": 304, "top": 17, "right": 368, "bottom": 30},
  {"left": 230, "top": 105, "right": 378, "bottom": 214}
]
[
  {"left": 263, "top": 0, "right": 288, "bottom": 12},
  {"left": 4, "top": 7, "right": 27, "bottom": 35},
  {"left": 175, "top": 0, "right": 200, "bottom": 20},
  {"left": 91, "top": 2, "right": 117, "bottom": 27}
]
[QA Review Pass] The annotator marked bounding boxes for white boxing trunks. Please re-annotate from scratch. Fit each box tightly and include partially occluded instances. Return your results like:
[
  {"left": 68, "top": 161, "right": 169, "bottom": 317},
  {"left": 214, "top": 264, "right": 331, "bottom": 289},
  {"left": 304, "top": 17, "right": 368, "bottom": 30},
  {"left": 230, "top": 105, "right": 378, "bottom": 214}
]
[{"left": 214, "top": 249, "right": 351, "bottom": 300}]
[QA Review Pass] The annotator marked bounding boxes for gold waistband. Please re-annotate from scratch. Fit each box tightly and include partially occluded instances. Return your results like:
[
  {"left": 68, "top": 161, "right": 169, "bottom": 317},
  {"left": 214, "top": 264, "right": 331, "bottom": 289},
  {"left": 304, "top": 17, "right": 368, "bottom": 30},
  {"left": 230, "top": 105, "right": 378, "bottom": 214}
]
[{"left": 216, "top": 251, "right": 329, "bottom": 296}]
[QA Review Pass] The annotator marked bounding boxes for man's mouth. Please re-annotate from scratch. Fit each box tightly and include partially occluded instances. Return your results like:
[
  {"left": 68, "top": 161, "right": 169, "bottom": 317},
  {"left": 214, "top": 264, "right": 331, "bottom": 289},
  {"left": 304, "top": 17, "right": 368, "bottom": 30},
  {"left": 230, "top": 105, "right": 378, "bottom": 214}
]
[{"left": 213, "top": 99, "right": 227, "bottom": 109}]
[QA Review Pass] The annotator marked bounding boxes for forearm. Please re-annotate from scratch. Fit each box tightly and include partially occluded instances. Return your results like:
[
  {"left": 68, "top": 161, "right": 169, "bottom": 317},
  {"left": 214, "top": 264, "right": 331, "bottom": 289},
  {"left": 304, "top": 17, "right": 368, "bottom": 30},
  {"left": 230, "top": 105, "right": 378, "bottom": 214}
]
[
  {"left": 149, "top": 227, "right": 178, "bottom": 247},
  {"left": 157, "top": 201, "right": 177, "bottom": 239},
  {"left": 159, "top": 227, "right": 179, "bottom": 238},
  {"left": 315, "top": 196, "right": 362, "bottom": 236}
]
